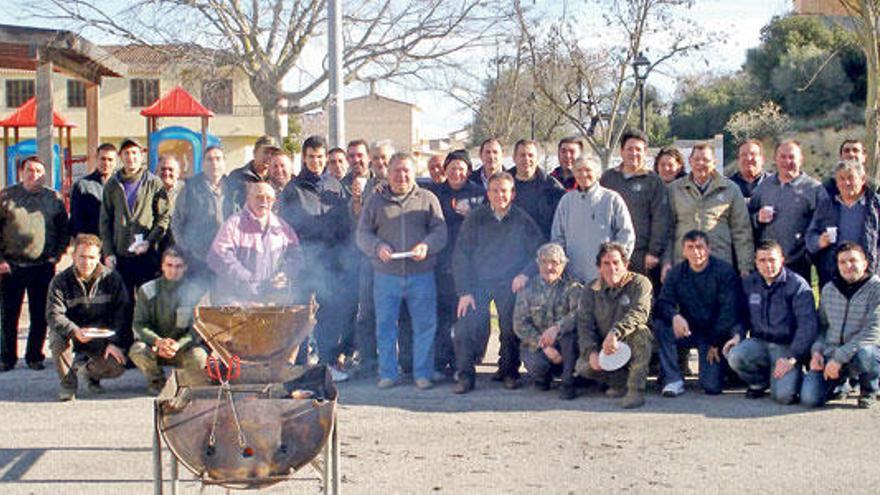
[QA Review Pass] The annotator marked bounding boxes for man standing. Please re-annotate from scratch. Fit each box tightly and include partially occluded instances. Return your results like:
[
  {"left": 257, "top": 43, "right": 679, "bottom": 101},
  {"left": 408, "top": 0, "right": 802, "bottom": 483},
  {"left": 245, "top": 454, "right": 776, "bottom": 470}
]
[
  {"left": 550, "top": 136, "right": 582, "bottom": 190},
  {"left": 512, "top": 139, "right": 565, "bottom": 238},
  {"left": 129, "top": 248, "right": 208, "bottom": 394},
  {"left": 70, "top": 143, "right": 116, "bottom": 237},
  {"left": 369, "top": 140, "right": 394, "bottom": 183},
  {"left": 655, "top": 230, "right": 743, "bottom": 397},
  {"left": 801, "top": 242, "right": 880, "bottom": 408},
  {"left": 327, "top": 147, "right": 349, "bottom": 181},
  {"left": 469, "top": 138, "right": 504, "bottom": 191},
  {"left": 728, "top": 139, "right": 768, "bottom": 201},
  {"left": 749, "top": 140, "right": 828, "bottom": 281},
  {"left": 0, "top": 156, "right": 69, "bottom": 371},
  {"left": 279, "top": 136, "right": 353, "bottom": 381},
  {"left": 223, "top": 135, "right": 279, "bottom": 217},
  {"left": 171, "top": 146, "right": 227, "bottom": 287},
  {"left": 808, "top": 159, "right": 880, "bottom": 288},
  {"left": 267, "top": 149, "right": 295, "bottom": 195},
  {"left": 356, "top": 153, "right": 447, "bottom": 390},
  {"left": 724, "top": 240, "right": 818, "bottom": 403},
  {"left": 453, "top": 172, "right": 544, "bottom": 393},
  {"left": 575, "top": 242, "right": 654, "bottom": 408},
  {"left": 552, "top": 156, "right": 634, "bottom": 284},
  {"left": 152, "top": 154, "right": 183, "bottom": 255},
  {"left": 666, "top": 143, "right": 753, "bottom": 278},
  {"left": 100, "top": 138, "right": 168, "bottom": 301},
  {"left": 600, "top": 129, "right": 669, "bottom": 280},
  {"left": 425, "top": 150, "right": 484, "bottom": 379},
  {"left": 426, "top": 154, "right": 447, "bottom": 185},
  {"left": 514, "top": 243, "right": 582, "bottom": 399},
  {"left": 47, "top": 234, "right": 129, "bottom": 401},
  {"left": 208, "top": 182, "right": 303, "bottom": 305}
]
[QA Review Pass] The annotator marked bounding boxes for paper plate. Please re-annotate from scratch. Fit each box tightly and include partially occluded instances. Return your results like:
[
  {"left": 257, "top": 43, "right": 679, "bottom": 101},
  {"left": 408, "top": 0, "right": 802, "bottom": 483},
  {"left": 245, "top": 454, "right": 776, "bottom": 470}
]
[
  {"left": 82, "top": 329, "right": 115, "bottom": 339},
  {"left": 598, "top": 341, "right": 631, "bottom": 371}
]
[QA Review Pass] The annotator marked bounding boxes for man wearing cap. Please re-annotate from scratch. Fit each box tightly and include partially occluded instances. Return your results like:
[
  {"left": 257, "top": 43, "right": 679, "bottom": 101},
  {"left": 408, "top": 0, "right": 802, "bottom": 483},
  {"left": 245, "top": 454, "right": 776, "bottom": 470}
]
[
  {"left": 100, "top": 137, "right": 168, "bottom": 302},
  {"left": 70, "top": 143, "right": 117, "bottom": 237},
  {"left": 0, "top": 155, "right": 69, "bottom": 371},
  {"left": 223, "top": 135, "right": 278, "bottom": 217},
  {"left": 575, "top": 242, "right": 653, "bottom": 408},
  {"left": 514, "top": 243, "right": 582, "bottom": 400},
  {"left": 423, "top": 149, "right": 484, "bottom": 378}
]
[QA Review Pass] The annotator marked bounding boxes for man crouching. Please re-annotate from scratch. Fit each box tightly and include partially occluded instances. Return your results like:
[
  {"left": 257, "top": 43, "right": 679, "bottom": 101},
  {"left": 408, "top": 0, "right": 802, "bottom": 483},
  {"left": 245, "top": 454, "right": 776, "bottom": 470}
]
[
  {"left": 513, "top": 243, "right": 583, "bottom": 400},
  {"left": 129, "top": 248, "right": 209, "bottom": 395},
  {"left": 575, "top": 242, "right": 653, "bottom": 409},
  {"left": 48, "top": 234, "right": 130, "bottom": 401}
]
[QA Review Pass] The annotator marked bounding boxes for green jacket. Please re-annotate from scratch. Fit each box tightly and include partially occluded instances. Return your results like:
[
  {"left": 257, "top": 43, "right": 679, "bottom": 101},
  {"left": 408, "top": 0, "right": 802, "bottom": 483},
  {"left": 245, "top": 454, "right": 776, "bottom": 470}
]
[
  {"left": 99, "top": 168, "right": 168, "bottom": 259},
  {"left": 667, "top": 172, "right": 754, "bottom": 274},
  {"left": 132, "top": 277, "right": 204, "bottom": 348},
  {"left": 577, "top": 271, "right": 653, "bottom": 357},
  {"left": 513, "top": 274, "right": 583, "bottom": 352},
  {"left": 0, "top": 184, "right": 69, "bottom": 266}
]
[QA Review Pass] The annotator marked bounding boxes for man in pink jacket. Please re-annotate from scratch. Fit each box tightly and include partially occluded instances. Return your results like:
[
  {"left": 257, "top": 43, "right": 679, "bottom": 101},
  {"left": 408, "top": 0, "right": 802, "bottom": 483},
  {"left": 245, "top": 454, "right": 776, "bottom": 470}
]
[{"left": 207, "top": 182, "right": 303, "bottom": 305}]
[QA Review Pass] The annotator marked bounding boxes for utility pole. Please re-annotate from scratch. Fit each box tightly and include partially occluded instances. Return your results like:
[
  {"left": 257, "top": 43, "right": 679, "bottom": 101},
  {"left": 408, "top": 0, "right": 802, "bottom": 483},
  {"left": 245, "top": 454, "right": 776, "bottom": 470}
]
[{"left": 327, "top": 0, "right": 345, "bottom": 147}]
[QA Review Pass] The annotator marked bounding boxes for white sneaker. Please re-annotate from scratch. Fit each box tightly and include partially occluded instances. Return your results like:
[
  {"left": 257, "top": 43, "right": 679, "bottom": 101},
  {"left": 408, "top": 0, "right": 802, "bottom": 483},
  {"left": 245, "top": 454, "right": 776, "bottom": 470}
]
[
  {"left": 661, "top": 380, "right": 685, "bottom": 397},
  {"left": 329, "top": 366, "right": 349, "bottom": 383}
]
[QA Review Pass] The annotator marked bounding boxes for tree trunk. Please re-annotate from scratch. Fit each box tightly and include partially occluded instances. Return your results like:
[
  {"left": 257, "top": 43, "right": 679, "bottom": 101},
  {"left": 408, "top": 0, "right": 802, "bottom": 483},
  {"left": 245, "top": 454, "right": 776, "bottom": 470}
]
[
  {"left": 864, "top": 10, "right": 880, "bottom": 184},
  {"left": 250, "top": 75, "right": 284, "bottom": 143}
]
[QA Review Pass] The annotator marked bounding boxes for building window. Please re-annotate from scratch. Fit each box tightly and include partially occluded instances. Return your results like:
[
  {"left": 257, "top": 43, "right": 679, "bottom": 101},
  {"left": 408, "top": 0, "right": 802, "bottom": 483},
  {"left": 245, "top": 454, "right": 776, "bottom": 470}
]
[
  {"left": 5, "top": 79, "right": 35, "bottom": 108},
  {"left": 202, "top": 79, "right": 233, "bottom": 114},
  {"left": 67, "top": 80, "right": 86, "bottom": 108},
  {"left": 130, "top": 79, "right": 160, "bottom": 107}
]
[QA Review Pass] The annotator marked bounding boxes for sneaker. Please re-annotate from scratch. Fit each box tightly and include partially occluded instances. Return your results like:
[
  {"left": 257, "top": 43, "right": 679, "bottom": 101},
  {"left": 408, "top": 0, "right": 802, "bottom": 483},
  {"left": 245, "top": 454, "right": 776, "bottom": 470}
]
[
  {"left": 415, "top": 378, "right": 433, "bottom": 390},
  {"left": 377, "top": 378, "right": 397, "bottom": 389},
  {"left": 26, "top": 361, "right": 45, "bottom": 371},
  {"left": 858, "top": 394, "right": 876, "bottom": 409},
  {"left": 559, "top": 383, "right": 576, "bottom": 401},
  {"left": 661, "top": 380, "right": 685, "bottom": 398},
  {"left": 605, "top": 387, "right": 626, "bottom": 398},
  {"left": 329, "top": 365, "right": 349, "bottom": 383},
  {"left": 58, "top": 388, "right": 76, "bottom": 402},
  {"left": 745, "top": 387, "right": 766, "bottom": 399},
  {"left": 621, "top": 392, "right": 646, "bottom": 409}
]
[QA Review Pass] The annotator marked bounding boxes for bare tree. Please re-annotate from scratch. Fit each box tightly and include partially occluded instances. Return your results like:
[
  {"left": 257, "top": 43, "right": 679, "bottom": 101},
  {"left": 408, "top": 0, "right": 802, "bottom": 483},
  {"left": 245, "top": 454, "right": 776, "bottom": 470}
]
[
  {"left": 837, "top": 0, "right": 880, "bottom": 181},
  {"left": 34, "top": 0, "right": 506, "bottom": 140},
  {"left": 514, "top": 0, "right": 710, "bottom": 167}
]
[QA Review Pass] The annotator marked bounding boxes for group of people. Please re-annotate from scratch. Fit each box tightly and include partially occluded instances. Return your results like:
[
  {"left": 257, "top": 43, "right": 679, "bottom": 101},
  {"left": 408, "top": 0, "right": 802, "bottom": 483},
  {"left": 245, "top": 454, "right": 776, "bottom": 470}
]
[{"left": 0, "top": 128, "right": 877, "bottom": 410}]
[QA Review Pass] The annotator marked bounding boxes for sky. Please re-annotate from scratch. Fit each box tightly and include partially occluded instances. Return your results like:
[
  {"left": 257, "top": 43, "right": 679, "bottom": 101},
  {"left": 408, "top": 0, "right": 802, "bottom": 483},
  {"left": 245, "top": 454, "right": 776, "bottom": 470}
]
[{"left": 9, "top": 0, "right": 793, "bottom": 139}]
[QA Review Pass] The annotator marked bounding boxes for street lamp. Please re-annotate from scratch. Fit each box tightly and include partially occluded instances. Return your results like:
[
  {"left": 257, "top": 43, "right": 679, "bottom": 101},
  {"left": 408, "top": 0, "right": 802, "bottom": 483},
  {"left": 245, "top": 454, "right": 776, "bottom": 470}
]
[{"left": 632, "top": 52, "right": 650, "bottom": 132}]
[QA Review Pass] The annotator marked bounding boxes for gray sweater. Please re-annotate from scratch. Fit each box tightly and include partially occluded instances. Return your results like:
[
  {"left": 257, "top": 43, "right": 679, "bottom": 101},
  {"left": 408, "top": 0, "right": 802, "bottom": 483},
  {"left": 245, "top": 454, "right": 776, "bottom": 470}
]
[
  {"left": 813, "top": 275, "right": 880, "bottom": 364},
  {"left": 551, "top": 183, "right": 635, "bottom": 283},
  {"left": 356, "top": 183, "right": 447, "bottom": 276}
]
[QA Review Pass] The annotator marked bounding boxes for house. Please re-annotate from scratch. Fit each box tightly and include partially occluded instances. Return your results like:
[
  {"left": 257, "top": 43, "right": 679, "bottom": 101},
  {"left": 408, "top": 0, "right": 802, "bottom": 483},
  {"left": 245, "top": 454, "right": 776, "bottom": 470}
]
[
  {"left": 0, "top": 43, "right": 268, "bottom": 176},
  {"left": 792, "top": 0, "right": 850, "bottom": 16}
]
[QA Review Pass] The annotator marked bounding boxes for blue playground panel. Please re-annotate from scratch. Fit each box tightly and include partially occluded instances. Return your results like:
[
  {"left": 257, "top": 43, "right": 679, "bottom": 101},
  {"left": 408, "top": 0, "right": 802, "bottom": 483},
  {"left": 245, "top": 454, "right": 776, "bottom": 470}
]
[
  {"left": 5, "top": 139, "right": 63, "bottom": 190},
  {"left": 148, "top": 126, "right": 221, "bottom": 176}
]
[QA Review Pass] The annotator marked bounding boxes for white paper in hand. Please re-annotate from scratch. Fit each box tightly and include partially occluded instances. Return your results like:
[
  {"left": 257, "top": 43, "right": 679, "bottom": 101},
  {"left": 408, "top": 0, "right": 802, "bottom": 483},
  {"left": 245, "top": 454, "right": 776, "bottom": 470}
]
[{"left": 598, "top": 341, "right": 632, "bottom": 371}]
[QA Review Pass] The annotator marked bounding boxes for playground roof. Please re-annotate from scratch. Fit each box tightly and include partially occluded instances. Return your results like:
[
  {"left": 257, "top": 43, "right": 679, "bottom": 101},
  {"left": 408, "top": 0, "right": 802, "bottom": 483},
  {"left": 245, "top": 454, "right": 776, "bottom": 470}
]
[
  {"left": 140, "top": 86, "right": 214, "bottom": 118},
  {"left": 0, "top": 97, "right": 77, "bottom": 128}
]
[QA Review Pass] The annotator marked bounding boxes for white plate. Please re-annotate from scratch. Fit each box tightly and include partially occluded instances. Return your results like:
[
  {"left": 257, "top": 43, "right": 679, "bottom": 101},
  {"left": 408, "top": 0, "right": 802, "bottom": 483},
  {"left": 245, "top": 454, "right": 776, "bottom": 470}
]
[
  {"left": 598, "top": 341, "right": 631, "bottom": 371},
  {"left": 389, "top": 251, "right": 415, "bottom": 260},
  {"left": 82, "top": 329, "right": 115, "bottom": 339}
]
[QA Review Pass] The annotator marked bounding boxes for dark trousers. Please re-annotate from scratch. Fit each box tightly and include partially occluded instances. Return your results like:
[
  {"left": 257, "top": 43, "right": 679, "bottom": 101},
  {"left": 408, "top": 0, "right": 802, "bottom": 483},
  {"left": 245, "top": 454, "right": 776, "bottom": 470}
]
[
  {"left": 521, "top": 331, "right": 578, "bottom": 385},
  {"left": 312, "top": 263, "right": 359, "bottom": 366},
  {"left": 786, "top": 256, "right": 813, "bottom": 286},
  {"left": 453, "top": 282, "right": 519, "bottom": 380},
  {"left": 0, "top": 262, "right": 55, "bottom": 366},
  {"left": 355, "top": 258, "right": 412, "bottom": 373},
  {"left": 434, "top": 270, "right": 457, "bottom": 373},
  {"left": 116, "top": 253, "right": 159, "bottom": 301}
]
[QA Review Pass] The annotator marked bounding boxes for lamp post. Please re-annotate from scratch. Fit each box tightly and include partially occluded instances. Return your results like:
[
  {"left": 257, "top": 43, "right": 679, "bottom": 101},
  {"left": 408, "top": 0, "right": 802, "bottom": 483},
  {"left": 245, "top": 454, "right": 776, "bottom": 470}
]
[{"left": 632, "top": 52, "right": 650, "bottom": 133}]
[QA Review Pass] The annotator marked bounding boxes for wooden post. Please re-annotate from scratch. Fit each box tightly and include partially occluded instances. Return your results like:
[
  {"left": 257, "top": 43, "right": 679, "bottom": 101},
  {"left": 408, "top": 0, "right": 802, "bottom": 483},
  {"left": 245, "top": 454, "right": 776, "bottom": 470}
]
[
  {"left": 36, "top": 57, "right": 55, "bottom": 189},
  {"left": 86, "top": 81, "right": 99, "bottom": 172},
  {"left": 2, "top": 127, "right": 7, "bottom": 188}
]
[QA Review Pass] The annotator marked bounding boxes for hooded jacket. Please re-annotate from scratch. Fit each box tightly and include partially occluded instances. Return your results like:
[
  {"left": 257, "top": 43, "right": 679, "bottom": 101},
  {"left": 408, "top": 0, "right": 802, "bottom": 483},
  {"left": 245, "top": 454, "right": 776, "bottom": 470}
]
[{"left": 99, "top": 167, "right": 167, "bottom": 259}]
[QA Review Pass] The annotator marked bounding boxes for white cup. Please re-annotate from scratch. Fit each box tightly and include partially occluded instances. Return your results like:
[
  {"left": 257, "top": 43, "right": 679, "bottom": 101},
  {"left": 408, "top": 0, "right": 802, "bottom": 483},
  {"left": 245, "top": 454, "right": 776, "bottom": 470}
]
[{"left": 826, "top": 226, "right": 838, "bottom": 243}]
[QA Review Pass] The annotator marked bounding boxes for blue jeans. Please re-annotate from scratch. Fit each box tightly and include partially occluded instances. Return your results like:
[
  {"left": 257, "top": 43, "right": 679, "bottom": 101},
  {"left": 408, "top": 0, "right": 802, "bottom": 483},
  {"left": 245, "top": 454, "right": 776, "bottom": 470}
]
[
  {"left": 800, "top": 345, "right": 880, "bottom": 407},
  {"left": 373, "top": 271, "right": 437, "bottom": 381},
  {"left": 727, "top": 338, "right": 802, "bottom": 404},
  {"left": 655, "top": 319, "right": 724, "bottom": 394}
]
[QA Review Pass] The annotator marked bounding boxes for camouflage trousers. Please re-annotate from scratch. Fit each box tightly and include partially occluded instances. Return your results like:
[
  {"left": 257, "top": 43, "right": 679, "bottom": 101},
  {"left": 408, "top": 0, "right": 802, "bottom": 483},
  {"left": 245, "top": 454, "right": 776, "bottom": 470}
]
[{"left": 575, "top": 328, "right": 653, "bottom": 393}]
